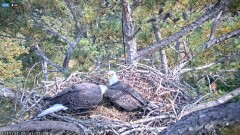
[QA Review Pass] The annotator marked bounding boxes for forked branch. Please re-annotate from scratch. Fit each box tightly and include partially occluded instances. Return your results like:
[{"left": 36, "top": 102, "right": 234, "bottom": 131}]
[{"left": 0, "top": 121, "right": 83, "bottom": 134}]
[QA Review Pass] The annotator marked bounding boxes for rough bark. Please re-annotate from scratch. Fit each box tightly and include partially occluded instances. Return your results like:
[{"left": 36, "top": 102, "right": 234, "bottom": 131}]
[
  {"left": 160, "top": 101, "right": 240, "bottom": 135},
  {"left": 121, "top": 0, "right": 138, "bottom": 64},
  {"left": 0, "top": 121, "right": 83, "bottom": 134}
]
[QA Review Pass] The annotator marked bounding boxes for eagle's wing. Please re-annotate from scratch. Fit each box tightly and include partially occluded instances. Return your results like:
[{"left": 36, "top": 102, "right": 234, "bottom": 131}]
[
  {"left": 49, "top": 83, "right": 99, "bottom": 99},
  {"left": 111, "top": 81, "right": 148, "bottom": 106},
  {"left": 48, "top": 83, "right": 102, "bottom": 108},
  {"left": 114, "top": 94, "right": 142, "bottom": 111},
  {"left": 48, "top": 86, "right": 78, "bottom": 100},
  {"left": 125, "top": 86, "right": 148, "bottom": 106},
  {"left": 72, "top": 83, "right": 100, "bottom": 92},
  {"left": 62, "top": 89, "right": 102, "bottom": 109}
]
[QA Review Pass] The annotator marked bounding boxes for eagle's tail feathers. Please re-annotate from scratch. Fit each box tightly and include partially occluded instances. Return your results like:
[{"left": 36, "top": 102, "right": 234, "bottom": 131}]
[{"left": 37, "top": 104, "right": 68, "bottom": 117}]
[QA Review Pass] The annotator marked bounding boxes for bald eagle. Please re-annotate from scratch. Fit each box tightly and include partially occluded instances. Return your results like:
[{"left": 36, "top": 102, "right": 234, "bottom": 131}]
[
  {"left": 106, "top": 71, "right": 149, "bottom": 111},
  {"left": 37, "top": 83, "right": 108, "bottom": 117}
]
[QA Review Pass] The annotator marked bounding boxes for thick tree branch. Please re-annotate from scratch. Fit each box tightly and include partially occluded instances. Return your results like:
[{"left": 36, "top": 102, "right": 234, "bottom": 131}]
[
  {"left": 73, "top": 30, "right": 82, "bottom": 46},
  {"left": 204, "top": 10, "right": 223, "bottom": 49},
  {"left": 134, "top": 0, "right": 232, "bottom": 61},
  {"left": 35, "top": 45, "right": 66, "bottom": 73},
  {"left": 63, "top": 0, "right": 81, "bottom": 32},
  {"left": 202, "top": 29, "right": 240, "bottom": 49},
  {"left": 62, "top": 31, "right": 82, "bottom": 68},
  {"left": 62, "top": 0, "right": 84, "bottom": 68},
  {"left": 62, "top": 0, "right": 83, "bottom": 46},
  {"left": 62, "top": 46, "right": 74, "bottom": 68},
  {"left": 182, "top": 87, "right": 240, "bottom": 117},
  {"left": 160, "top": 101, "right": 240, "bottom": 135},
  {"left": 0, "top": 121, "right": 83, "bottom": 134}
]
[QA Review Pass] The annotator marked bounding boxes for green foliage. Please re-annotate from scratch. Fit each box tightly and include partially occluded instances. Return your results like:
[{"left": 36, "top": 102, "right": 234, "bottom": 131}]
[
  {"left": 0, "top": 38, "right": 27, "bottom": 87},
  {"left": 0, "top": 98, "right": 18, "bottom": 126},
  {"left": 0, "top": 0, "right": 239, "bottom": 93}
]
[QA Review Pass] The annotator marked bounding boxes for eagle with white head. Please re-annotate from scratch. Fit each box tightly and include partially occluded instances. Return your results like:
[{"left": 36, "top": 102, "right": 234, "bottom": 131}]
[
  {"left": 37, "top": 83, "right": 108, "bottom": 117},
  {"left": 106, "top": 71, "right": 148, "bottom": 111}
]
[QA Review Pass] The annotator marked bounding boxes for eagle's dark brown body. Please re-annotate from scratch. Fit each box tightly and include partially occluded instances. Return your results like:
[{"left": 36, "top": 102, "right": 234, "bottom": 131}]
[
  {"left": 46, "top": 83, "right": 103, "bottom": 109},
  {"left": 106, "top": 81, "right": 148, "bottom": 111}
]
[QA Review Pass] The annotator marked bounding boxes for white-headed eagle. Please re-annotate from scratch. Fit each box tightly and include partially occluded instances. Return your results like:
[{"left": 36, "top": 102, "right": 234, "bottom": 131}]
[
  {"left": 106, "top": 71, "right": 149, "bottom": 111},
  {"left": 37, "top": 83, "right": 108, "bottom": 117}
]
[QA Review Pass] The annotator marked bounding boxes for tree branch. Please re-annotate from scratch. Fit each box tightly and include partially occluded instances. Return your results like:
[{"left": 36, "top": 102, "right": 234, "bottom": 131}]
[
  {"left": 44, "top": 26, "right": 72, "bottom": 45},
  {"left": 172, "top": 29, "right": 240, "bottom": 75},
  {"left": 30, "top": 12, "right": 72, "bottom": 45},
  {"left": 63, "top": 0, "right": 81, "bottom": 32},
  {"left": 182, "top": 87, "right": 240, "bottom": 117},
  {"left": 182, "top": 62, "right": 218, "bottom": 73},
  {"left": 62, "top": 0, "right": 84, "bottom": 68},
  {"left": 151, "top": 19, "right": 168, "bottom": 74},
  {"left": 181, "top": 53, "right": 240, "bottom": 73},
  {"left": 204, "top": 10, "right": 223, "bottom": 49},
  {"left": 0, "top": 121, "right": 83, "bottom": 134},
  {"left": 125, "top": 27, "right": 141, "bottom": 40},
  {"left": 35, "top": 45, "right": 66, "bottom": 73},
  {"left": 202, "top": 29, "right": 240, "bottom": 49},
  {"left": 134, "top": 0, "right": 232, "bottom": 61},
  {"left": 160, "top": 101, "right": 240, "bottom": 135}
]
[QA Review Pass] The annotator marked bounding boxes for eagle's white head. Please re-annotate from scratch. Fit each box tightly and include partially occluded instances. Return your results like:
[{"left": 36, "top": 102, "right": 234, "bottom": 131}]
[
  {"left": 107, "top": 71, "right": 119, "bottom": 85},
  {"left": 98, "top": 85, "right": 108, "bottom": 95}
]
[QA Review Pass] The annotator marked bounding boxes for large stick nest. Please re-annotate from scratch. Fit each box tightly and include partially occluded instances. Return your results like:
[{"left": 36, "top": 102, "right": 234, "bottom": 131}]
[{"left": 11, "top": 64, "right": 193, "bottom": 134}]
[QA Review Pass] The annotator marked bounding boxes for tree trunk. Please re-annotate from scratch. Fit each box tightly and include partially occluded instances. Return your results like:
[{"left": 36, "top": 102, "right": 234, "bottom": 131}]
[
  {"left": 62, "top": 46, "right": 74, "bottom": 68},
  {"left": 121, "top": 0, "right": 137, "bottom": 64},
  {"left": 159, "top": 101, "right": 240, "bottom": 135}
]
